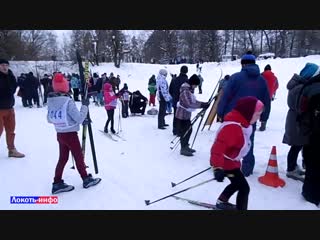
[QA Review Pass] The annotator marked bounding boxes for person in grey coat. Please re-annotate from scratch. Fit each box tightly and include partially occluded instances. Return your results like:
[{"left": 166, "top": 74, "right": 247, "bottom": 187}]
[{"left": 282, "top": 74, "right": 308, "bottom": 181}]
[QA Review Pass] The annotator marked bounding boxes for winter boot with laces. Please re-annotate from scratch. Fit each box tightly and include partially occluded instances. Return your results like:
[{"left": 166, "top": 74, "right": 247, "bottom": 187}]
[
  {"left": 52, "top": 180, "right": 75, "bottom": 194},
  {"left": 8, "top": 148, "right": 25, "bottom": 158},
  {"left": 216, "top": 199, "right": 237, "bottom": 210},
  {"left": 83, "top": 174, "right": 102, "bottom": 189}
]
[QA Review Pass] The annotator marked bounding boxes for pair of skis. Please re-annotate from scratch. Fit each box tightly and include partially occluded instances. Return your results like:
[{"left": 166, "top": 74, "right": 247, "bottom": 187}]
[
  {"left": 99, "top": 130, "right": 126, "bottom": 142},
  {"left": 172, "top": 196, "right": 219, "bottom": 210}
]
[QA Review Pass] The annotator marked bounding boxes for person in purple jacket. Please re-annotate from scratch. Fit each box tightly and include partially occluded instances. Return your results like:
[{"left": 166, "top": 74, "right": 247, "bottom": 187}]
[{"left": 176, "top": 74, "right": 209, "bottom": 156}]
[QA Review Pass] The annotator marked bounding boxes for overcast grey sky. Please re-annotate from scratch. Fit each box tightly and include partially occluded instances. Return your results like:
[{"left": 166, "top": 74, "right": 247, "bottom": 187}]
[{"left": 54, "top": 30, "right": 152, "bottom": 45}]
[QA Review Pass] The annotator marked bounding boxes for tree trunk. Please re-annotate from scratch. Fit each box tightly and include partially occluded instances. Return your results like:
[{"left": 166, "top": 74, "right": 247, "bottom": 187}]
[
  {"left": 263, "top": 30, "right": 272, "bottom": 52},
  {"left": 260, "top": 30, "right": 263, "bottom": 54},
  {"left": 231, "top": 30, "right": 235, "bottom": 59},
  {"left": 247, "top": 30, "right": 255, "bottom": 53}
]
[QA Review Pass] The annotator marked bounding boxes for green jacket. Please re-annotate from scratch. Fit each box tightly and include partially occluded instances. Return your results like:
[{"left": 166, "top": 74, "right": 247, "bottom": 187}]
[{"left": 148, "top": 83, "right": 157, "bottom": 94}]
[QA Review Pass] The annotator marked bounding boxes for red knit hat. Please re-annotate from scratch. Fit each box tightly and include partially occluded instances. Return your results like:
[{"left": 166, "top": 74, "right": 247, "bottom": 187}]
[
  {"left": 234, "top": 96, "right": 263, "bottom": 123},
  {"left": 53, "top": 73, "right": 69, "bottom": 93}
]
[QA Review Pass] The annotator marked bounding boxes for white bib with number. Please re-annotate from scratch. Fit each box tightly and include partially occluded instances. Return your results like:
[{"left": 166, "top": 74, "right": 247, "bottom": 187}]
[{"left": 48, "top": 99, "right": 73, "bottom": 130}]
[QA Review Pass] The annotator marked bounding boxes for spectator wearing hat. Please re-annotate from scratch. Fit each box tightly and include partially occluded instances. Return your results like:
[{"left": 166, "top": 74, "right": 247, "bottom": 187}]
[
  {"left": 283, "top": 63, "right": 320, "bottom": 205},
  {"left": 176, "top": 74, "right": 209, "bottom": 156},
  {"left": 211, "top": 96, "right": 264, "bottom": 210},
  {"left": 40, "top": 74, "right": 53, "bottom": 105},
  {"left": 0, "top": 59, "right": 25, "bottom": 158},
  {"left": 156, "top": 69, "right": 172, "bottom": 129},
  {"left": 218, "top": 75, "right": 231, "bottom": 93},
  {"left": 169, "top": 65, "right": 189, "bottom": 135},
  {"left": 47, "top": 73, "right": 101, "bottom": 194},
  {"left": 148, "top": 75, "right": 157, "bottom": 107},
  {"left": 259, "top": 64, "right": 279, "bottom": 131},
  {"left": 217, "top": 51, "right": 271, "bottom": 177}
]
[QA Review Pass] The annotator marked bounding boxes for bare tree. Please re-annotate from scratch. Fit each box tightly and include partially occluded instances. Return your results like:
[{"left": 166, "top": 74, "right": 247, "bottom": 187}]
[{"left": 223, "top": 30, "right": 230, "bottom": 55}]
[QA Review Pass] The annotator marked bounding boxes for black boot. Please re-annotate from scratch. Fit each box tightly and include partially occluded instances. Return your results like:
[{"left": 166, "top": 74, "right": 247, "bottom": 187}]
[
  {"left": 180, "top": 147, "right": 193, "bottom": 156},
  {"left": 259, "top": 121, "right": 266, "bottom": 131}
]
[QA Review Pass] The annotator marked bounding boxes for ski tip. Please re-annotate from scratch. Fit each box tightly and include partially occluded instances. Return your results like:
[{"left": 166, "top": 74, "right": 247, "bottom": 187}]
[
  {"left": 171, "top": 182, "right": 176, "bottom": 188},
  {"left": 145, "top": 200, "right": 150, "bottom": 206}
]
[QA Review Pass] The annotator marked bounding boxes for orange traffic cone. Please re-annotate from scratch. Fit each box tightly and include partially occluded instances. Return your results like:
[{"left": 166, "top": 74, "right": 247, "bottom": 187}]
[{"left": 258, "top": 146, "right": 286, "bottom": 188}]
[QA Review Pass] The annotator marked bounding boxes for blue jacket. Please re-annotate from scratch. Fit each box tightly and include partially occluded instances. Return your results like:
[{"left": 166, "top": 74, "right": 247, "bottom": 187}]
[{"left": 217, "top": 64, "right": 271, "bottom": 122}]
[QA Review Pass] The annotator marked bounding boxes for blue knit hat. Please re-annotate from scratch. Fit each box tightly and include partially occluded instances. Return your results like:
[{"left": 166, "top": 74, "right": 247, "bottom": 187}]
[
  {"left": 299, "top": 63, "right": 320, "bottom": 79},
  {"left": 241, "top": 51, "right": 256, "bottom": 65}
]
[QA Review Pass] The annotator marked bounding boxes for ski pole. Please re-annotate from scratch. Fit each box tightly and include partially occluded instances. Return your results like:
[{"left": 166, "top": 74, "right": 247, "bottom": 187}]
[
  {"left": 170, "top": 109, "right": 204, "bottom": 150},
  {"left": 190, "top": 69, "right": 223, "bottom": 147},
  {"left": 171, "top": 167, "right": 212, "bottom": 187},
  {"left": 170, "top": 113, "right": 199, "bottom": 144},
  {"left": 70, "top": 154, "right": 75, "bottom": 169},
  {"left": 145, "top": 178, "right": 215, "bottom": 206}
]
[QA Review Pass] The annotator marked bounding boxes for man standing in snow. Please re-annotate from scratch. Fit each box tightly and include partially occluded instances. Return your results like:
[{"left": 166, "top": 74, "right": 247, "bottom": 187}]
[
  {"left": 0, "top": 59, "right": 25, "bottom": 158},
  {"left": 169, "top": 66, "right": 188, "bottom": 135},
  {"left": 217, "top": 51, "right": 271, "bottom": 177}
]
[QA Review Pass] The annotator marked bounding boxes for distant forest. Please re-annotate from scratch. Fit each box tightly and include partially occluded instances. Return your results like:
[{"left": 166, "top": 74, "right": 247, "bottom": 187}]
[{"left": 1, "top": 30, "right": 320, "bottom": 68}]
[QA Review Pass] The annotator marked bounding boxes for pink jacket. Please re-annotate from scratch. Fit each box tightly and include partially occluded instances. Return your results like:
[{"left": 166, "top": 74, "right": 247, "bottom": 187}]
[{"left": 104, "top": 83, "right": 118, "bottom": 110}]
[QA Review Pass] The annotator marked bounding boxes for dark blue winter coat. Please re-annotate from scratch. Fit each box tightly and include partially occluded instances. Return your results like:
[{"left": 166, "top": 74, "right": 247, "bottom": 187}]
[
  {"left": 169, "top": 73, "right": 188, "bottom": 108},
  {"left": 217, "top": 64, "right": 271, "bottom": 122}
]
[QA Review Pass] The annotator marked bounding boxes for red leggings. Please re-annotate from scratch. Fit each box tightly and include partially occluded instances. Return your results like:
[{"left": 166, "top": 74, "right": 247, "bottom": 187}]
[
  {"left": 54, "top": 132, "right": 88, "bottom": 183},
  {"left": 149, "top": 94, "right": 156, "bottom": 106}
]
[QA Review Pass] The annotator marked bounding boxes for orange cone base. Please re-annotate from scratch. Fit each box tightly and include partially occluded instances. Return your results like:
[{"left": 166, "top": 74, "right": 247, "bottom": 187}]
[{"left": 258, "top": 174, "right": 286, "bottom": 188}]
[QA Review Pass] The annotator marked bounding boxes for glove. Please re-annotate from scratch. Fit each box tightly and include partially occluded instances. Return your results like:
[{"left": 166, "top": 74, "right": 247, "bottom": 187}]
[
  {"left": 201, "top": 102, "right": 210, "bottom": 109},
  {"left": 82, "top": 118, "right": 91, "bottom": 125},
  {"left": 217, "top": 116, "right": 224, "bottom": 123},
  {"left": 81, "top": 98, "right": 90, "bottom": 106},
  {"left": 214, "top": 168, "right": 225, "bottom": 182}
]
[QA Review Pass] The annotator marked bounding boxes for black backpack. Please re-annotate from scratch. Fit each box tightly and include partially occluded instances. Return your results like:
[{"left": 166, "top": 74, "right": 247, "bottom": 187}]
[{"left": 297, "top": 75, "right": 320, "bottom": 137}]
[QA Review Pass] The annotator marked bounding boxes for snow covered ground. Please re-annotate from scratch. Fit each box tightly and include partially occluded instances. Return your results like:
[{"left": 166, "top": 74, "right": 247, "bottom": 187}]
[{"left": 1, "top": 56, "right": 320, "bottom": 210}]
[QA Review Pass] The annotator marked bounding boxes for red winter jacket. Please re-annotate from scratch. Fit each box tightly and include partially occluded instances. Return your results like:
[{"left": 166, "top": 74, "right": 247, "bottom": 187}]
[
  {"left": 262, "top": 70, "right": 279, "bottom": 98},
  {"left": 210, "top": 110, "right": 251, "bottom": 170}
]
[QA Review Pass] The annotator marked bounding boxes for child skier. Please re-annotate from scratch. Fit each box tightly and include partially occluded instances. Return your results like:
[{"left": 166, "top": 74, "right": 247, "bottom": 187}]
[
  {"left": 121, "top": 83, "right": 132, "bottom": 118},
  {"left": 47, "top": 73, "right": 101, "bottom": 194},
  {"left": 103, "top": 82, "right": 124, "bottom": 133},
  {"left": 176, "top": 74, "right": 210, "bottom": 156},
  {"left": 210, "top": 96, "right": 264, "bottom": 210}
]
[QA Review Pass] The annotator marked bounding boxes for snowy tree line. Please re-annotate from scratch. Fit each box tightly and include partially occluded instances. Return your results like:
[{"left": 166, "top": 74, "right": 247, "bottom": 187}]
[{"left": 2, "top": 30, "right": 320, "bottom": 66}]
